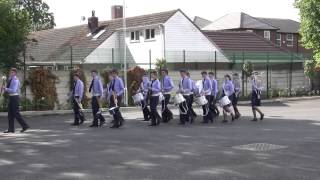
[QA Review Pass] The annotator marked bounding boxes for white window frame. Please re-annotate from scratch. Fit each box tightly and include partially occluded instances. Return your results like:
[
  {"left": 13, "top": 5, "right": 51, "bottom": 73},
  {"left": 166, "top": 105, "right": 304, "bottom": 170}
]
[
  {"left": 276, "top": 33, "right": 282, "bottom": 47},
  {"left": 264, "top": 30, "right": 271, "bottom": 40},
  {"left": 130, "top": 31, "right": 140, "bottom": 43},
  {"left": 145, "top": 29, "right": 155, "bottom": 41},
  {"left": 286, "top": 34, "right": 294, "bottom": 47}
]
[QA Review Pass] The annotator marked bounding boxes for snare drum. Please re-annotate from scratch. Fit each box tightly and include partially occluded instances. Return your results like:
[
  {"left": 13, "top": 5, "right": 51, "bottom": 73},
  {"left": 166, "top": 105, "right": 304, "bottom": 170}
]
[
  {"left": 219, "top": 96, "right": 231, "bottom": 107},
  {"left": 159, "top": 93, "right": 165, "bottom": 102},
  {"left": 195, "top": 95, "right": 208, "bottom": 106},
  {"left": 174, "top": 93, "right": 186, "bottom": 105},
  {"left": 132, "top": 93, "right": 144, "bottom": 104}
]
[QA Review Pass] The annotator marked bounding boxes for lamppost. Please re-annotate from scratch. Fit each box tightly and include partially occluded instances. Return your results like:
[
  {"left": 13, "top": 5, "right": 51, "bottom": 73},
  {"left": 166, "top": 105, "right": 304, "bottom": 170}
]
[{"left": 122, "top": 0, "right": 128, "bottom": 106}]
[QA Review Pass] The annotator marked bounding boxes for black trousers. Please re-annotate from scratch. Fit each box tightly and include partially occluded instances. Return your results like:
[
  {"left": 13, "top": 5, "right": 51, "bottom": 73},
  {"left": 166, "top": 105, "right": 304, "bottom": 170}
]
[
  {"left": 110, "top": 95, "right": 124, "bottom": 126},
  {"left": 209, "top": 95, "right": 220, "bottom": 116},
  {"left": 202, "top": 95, "right": 213, "bottom": 123},
  {"left": 73, "top": 98, "right": 85, "bottom": 124},
  {"left": 180, "top": 95, "right": 191, "bottom": 124},
  {"left": 7, "top": 96, "right": 29, "bottom": 132},
  {"left": 161, "top": 94, "right": 173, "bottom": 122},
  {"left": 150, "top": 96, "right": 161, "bottom": 125},
  {"left": 91, "top": 96, "right": 105, "bottom": 125},
  {"left": 189, "top": 94, "right": 197, "bottom": 119},
  {"left": 141, "top": 99, "right": 150, "bottom": 121}
]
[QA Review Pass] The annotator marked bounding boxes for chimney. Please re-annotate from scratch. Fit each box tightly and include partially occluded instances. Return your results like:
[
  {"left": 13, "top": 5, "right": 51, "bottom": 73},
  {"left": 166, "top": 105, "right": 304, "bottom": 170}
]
[
  {"left": 111, "top": 5, "right": 123, "bottom": 19},
  {"left": 88, "top": 10, "right": 99, "bottom": 33}
]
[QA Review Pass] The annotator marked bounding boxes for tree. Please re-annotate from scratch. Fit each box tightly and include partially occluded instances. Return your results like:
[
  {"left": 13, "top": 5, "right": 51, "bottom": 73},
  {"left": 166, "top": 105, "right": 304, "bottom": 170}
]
[
  {"left": 0, "top": 0, "right": 30, "bottom": 70},
  {"left": 295, "top": 0, "right": 320, "bottom": 62},
  {"left": 17, "top": 0, "right": 55, "bottom": 31}
]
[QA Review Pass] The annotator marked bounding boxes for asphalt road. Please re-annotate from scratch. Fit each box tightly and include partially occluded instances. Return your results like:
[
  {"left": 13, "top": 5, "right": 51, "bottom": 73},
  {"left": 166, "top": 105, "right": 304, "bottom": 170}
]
[{"left": 0, "top": 99, "right": 320, "bottom": 180}]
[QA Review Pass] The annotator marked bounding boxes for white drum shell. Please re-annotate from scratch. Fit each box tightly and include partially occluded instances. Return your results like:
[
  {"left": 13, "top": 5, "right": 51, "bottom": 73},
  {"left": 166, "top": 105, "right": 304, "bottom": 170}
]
[
  {"left": 132, "top": 93, "right": 144, "bottom": 104},
  {"left": 220, "top": 96, "right": 231, "bottom": 107},
  {"left": 174, "top": 94, "right": 186, "bottom": 105},
  {"left": 195, "top": 96, "right": 208, "bottom": 106}
]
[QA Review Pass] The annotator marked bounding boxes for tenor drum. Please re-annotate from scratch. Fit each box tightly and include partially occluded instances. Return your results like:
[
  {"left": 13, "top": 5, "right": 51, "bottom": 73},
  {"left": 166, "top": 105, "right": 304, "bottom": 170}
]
[
  {"left": 174, "top": 93, "right": 185, "bottom": 105},
  {"left": 159, "top": 93, "right": 165, "bottom": 102},
  {"left": 220, "top": 96, "right": 231, "bottom": 107},
  {"left": 195, "top": 95, "right": 208, "bottom": 106},
  {"left": 132, "top": 93, "right": 144, "bottom": 104}
]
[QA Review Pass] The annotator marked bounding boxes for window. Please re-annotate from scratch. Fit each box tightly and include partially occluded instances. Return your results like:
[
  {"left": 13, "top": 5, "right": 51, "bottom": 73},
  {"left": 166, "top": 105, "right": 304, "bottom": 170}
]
[
  {"left": 264, "top": 30, "right": 271, "bottom": 40},
  {"left": 286, "top": 34, "right": 293, "bottom": 47},
  {"left": 92, "top": 29, "right": 106, "bottom": 40},
  {"left": 145, "top": 29, "right": 155, "bottom": 40},
  {"left": 276, "top": 33, "right": 281, "bottom": 47},
  {"left": 130, "top": 31, "right": 140, "bottom": 42}
]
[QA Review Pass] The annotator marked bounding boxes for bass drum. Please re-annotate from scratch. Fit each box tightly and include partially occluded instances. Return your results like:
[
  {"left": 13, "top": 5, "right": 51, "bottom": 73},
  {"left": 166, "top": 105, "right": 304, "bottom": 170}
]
[
  {"left": 220, "top": 96, "right": 231, "bottom": 107},
  {"left": 174, "top": 93, "right": 185, "bottom": 105},
  {"left": 195, "top": 95, "right": 208, "bottom": 106},
  {"left": 132, "top": 93, "right": 144, "bottom": 105}
]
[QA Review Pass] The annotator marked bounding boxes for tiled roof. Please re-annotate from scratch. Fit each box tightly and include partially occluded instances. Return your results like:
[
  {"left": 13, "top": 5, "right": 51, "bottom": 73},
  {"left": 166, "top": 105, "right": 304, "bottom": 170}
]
[
  {"left": 26, "top": 9, "right": 179, "bottom": 64},
  {"left": 204, "top": 31, "right": 303, "bottom": 62},
  {"left": 202, "top": 12, "right": 278, "bottom": 31},
  {"left": 256, "top": 18, "right": 300, "bottom": 33},
  {"left": 204, "top": 31, "right": 285, "bottom": 52}
]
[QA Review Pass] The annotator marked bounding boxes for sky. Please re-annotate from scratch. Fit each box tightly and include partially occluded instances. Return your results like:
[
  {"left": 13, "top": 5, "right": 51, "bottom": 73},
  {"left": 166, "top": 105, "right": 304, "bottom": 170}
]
[{"left": 44, "top": 0, "right": 300, "bottom": 28}]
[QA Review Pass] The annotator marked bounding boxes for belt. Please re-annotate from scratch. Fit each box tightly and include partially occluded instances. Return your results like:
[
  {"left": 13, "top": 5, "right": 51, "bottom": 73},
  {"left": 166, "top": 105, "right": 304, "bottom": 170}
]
[
  {"left": 9, "top": 93, "right": 19, "bottom": 96},
  {"left": 151, "top": 93, "right": 160, "bottom": 97},
  {"left": 182, "top": 93, "right": 191, "bottom": 96},
  {"left": 93, "top": 94, "right": 101, "bottom": 97},
  {"left": 163, "top": 92, "right": 171, "bottom": 95}
]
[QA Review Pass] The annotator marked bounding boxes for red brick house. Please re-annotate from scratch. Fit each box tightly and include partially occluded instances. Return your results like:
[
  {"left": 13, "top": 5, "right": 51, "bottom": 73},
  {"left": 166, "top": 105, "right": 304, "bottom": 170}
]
[{"left": 194, "top": 12, "right": 312, "bottom": 56}]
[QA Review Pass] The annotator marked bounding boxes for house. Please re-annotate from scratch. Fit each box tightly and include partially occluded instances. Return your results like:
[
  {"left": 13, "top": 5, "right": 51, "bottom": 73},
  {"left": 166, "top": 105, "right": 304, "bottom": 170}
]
[
  {"left": 24, "top": 8, "right": 227, "bottom": 106},
  {"left": 195, "top": 12, "right": 312, "bottom": 56}
]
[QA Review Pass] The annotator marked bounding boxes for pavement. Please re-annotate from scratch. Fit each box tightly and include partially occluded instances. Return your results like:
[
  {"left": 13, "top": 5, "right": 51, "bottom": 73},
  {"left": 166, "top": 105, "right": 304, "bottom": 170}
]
[{"left": 0, "top": 99, "right": 320, "bottom": 180}]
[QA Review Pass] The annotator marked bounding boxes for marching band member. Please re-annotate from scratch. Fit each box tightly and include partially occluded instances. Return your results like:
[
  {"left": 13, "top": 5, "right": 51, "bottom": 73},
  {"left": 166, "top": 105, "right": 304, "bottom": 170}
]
[
  {"left": 2, "top": 68, "right": 30, "bottom": 133},
  {"left": 148, "top": 70, "right": 162, "bottom": 126},
  {"left": 178, "top": 70, "right": 192, "bottom": 125},
  {"left": 232, "top": 73, "right": 241, "bottom": 119},
  {"left": 186, "top": 72, "right": 197, "bottom": 123},
  {"left": 71, "top": 73, "right": 86, "bottom": 126},
  {"left": 209, "top": 72, "right": 220, "bottom": 117},
  {"left": 222, "top": 74, "right": 236, "bottom": 123},
  {"left": 251, "top": 72, "right": 264, "bottom": 121},
  {"left": 140, "top": 74, "right": 151, "bottom": 121},
  {"left": 161, "top": 69, "right": 174, "bottom": 123},
  {"left": 89, "top": 70, "right": 106, "bottom": 127},
  {"left": 109, "top": 69, "right": 125, "bottom": 128},
  {"left": 201, "top": 71, "right": 213, "bottom": 123}
]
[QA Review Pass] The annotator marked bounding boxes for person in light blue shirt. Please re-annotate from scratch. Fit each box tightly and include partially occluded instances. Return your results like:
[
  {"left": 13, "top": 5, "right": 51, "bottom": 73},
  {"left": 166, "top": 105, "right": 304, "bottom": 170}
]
[
  {"left": 138, "top": 74, "right": 151, "bottom": 122},
  {"left": 89, "top": 70, "right": 105, "bottom": 127},
  {"left": 177, "top": 70, "right": 193, "bottom": 124},
  {"left": 186, "top": 72, "right": 197, "bottom": 123},
  {"left": 209, "top": 72, "right": 220, "bottom": 117},
  {"left": 2, "top": 68, "right": 29, "bottom": 133},
  {"left": 222, "top": 74, "right": 236, "bottom": 123},
  {"left": 109, "top": 69, "right": 125, "bottom": 128},
  {"left": 200, "top": 71, "right": 213, "bottom": 123},
  {"left": 232, "top": 73, "right": 242, "bottom": 119},
  {"left": 161, "top": 69, "right": 174, "bottom": 123},
  {"left": 148, "top": 70, "right": 162, "bottom": 126},
  {"left": 71, "top": 73, "right": 85, "bottom": 126},
  {"left": 251, "top": 72, "right": 264, "bottom": 122}
]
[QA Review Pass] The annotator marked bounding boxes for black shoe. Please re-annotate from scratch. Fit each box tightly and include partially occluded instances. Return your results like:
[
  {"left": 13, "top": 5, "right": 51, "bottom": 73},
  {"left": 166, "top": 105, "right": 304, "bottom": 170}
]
[
  {"left": 89, "top": 124, "right": 99, "bottom": 127},
  {"left": 251, "top": 118, "right": 258, "bottom": 122},
  {"left": 142, "top": 119, "right": 149, "bottom": 121},
  {"left": 222, "top": 120, "right": 228, "bottom": 123},
  {"left": 20, "top": 127, "right": 29, "bottom": 133},
  {"left": 71, "top": 123, "right": 80, "bottom": 126},
  {"left": 260, "top": 114, "right": 264, "bottom": 121},
  {"left": 79, "top": 119, "right": 85, "bottom": 124},
  {"left": 110, "top": 125, "right": 119, "bottom": 128},
  {"left": 4, "top": 130, "right": 14, "bottom": 133},
  {"left": 178, "top": 122, "right": 185, "bottom": 125},
  {"left": 119, "top": 119, "right": 125, "bottom": 127}
]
